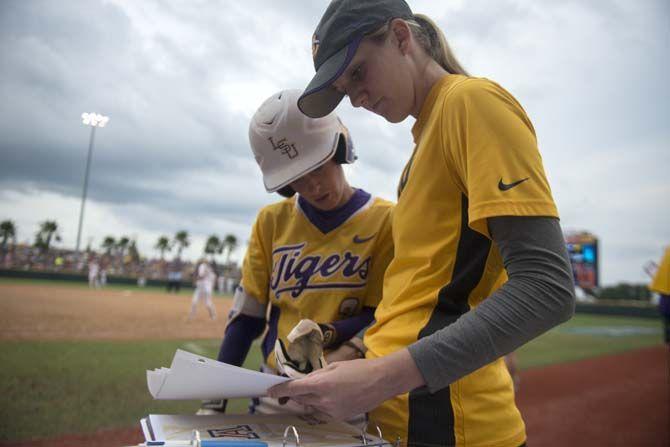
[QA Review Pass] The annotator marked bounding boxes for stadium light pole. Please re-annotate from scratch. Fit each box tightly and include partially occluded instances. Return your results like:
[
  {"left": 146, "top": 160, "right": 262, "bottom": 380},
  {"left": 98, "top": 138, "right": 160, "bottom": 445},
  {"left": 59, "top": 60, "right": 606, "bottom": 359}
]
[{"left": 76, "top": 112, "right": 109, "bottom": 256}]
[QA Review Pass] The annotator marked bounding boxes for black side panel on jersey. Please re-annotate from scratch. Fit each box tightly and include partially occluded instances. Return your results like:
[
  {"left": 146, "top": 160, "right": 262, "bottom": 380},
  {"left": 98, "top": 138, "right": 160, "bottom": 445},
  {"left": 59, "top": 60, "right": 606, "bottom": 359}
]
[{"left": 407, "top": 194, "right": 492, "bottom": 446}]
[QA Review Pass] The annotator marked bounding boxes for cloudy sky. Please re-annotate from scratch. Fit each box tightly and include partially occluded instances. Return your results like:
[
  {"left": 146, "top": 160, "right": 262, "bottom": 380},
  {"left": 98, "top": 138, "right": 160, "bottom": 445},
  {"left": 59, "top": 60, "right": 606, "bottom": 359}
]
[{"left": 0, "top": 0, "right": 668, "bottom": 285}]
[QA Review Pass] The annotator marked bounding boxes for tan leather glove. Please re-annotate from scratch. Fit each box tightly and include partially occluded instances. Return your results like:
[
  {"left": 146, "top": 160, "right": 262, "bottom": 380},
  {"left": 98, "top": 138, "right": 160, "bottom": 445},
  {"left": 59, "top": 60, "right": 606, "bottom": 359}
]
[{"left": 274, "top": 319, "right": 327, "bottom": 378}]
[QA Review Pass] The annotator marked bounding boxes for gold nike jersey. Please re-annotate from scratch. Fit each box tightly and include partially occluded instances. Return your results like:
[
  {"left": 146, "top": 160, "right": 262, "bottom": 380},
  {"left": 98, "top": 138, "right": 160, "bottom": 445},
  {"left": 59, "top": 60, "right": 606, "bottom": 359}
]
[
  {"left": 241, "top": 193, "right": 394, "bottom": 369},
  {"left": 365, "top": 75, "right": 559, "bottom": 446}
]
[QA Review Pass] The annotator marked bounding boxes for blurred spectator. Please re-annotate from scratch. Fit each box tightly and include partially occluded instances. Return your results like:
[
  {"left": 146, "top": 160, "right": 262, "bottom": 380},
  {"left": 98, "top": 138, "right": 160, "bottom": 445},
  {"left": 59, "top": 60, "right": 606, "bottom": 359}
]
[
  {"left": 166, "top": 257, "right": 183, "bottom": 293},
  {"left": 88, "top": 257, "right": 100, "bottom": 288},
  {"left": 99, "top": 258, "right": 108, "bottom": 288},
  {"left": 0, "top": 243, "right": 241, "bottom": 288}
]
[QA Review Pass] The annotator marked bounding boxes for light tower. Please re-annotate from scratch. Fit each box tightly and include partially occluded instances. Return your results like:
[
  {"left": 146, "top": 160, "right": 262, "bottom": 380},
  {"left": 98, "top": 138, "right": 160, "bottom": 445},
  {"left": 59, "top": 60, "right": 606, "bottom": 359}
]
[{"left": 76, "top": 112, "right": 109, "bottom": 255}]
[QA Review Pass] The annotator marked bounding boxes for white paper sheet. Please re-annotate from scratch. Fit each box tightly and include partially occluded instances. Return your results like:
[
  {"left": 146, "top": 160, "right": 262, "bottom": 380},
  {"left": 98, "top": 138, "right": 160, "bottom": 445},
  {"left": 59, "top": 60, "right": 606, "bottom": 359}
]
[{"left": 147, "top": 349, "right": 290, "bottom": 399}]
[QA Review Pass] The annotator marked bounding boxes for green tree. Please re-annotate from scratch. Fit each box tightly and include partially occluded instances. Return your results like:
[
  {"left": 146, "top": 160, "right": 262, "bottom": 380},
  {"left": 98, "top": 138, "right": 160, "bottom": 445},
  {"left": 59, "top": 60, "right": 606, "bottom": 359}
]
[
  {"left": 0, "top": 220, "right": 16, "bottom": 253},
  {"left": 204, "top": 235, "right": 221, "bottom": 261},
  {"left": 101, "top": 236, "right": 116, "bottom": 256},
  {"left": 222, "top": 233, "right": 238, "bottom": 265},
  {"left": 173, "top": 230, "right": 190, "bottom": 258},
  {"left": 34, "top": 220, "right": 61, "bottom": 254},
  {"left": 154, "top": 236, "right": 172, "bottom": 260},
  {"left": 115, "top": 236, "right": 130, "bottom": 272}
]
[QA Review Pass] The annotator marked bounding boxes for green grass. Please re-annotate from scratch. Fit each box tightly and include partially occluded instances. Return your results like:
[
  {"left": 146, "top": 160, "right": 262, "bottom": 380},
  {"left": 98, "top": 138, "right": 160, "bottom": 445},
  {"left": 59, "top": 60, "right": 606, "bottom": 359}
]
[
  {"left": 0, "top": 339, "right": 262, "bottom": 441},
  {"left": 517, "top": 314, "right": 664, "bottom": 369},
  {"left": 0, "top": 313, "right": 664, "bottom": 442}
]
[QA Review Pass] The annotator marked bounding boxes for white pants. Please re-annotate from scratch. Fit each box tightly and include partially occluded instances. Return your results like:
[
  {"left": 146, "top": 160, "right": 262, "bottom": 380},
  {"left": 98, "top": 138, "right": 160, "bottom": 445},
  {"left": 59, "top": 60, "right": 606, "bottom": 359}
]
[
  {"left": 88, "top": 273, "right": 99, "bottom": 288},
  {"left": 189, "top": 282, "right": 216, "bottom": 319}
]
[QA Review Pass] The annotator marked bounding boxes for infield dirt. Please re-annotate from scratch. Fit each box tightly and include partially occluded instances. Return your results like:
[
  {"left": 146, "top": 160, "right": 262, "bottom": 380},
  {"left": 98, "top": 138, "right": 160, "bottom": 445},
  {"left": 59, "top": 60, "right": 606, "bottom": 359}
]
[{"left": 0, "top": 282, "right": 231, "bottom": 341}]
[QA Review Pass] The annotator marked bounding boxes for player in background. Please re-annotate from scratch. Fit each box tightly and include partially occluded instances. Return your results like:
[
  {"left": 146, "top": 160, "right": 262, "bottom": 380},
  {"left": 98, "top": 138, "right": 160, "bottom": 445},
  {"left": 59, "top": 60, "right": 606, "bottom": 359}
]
[
  {"left": 87, "top": 255, "right": 100, "bottom": 288},
  {"left": 98, "top": 259, "right": 107, "bottom": 288},
  {"left": 649, "top": 246, "right": 670, "bottom": 346},
  {"left": 269, "top": 1, "right": 576, "bottom": 445},
  {"left": 188, "top": 259, "right": 217, "bottom": 320},
  {"left": 200, "top": 89, "right": 394, "bottom": 416}
]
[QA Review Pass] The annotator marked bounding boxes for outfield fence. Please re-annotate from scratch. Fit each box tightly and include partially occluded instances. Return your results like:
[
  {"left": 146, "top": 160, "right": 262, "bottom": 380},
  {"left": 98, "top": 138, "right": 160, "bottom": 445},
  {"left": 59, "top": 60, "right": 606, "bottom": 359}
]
[
  {"left": 0, "top": 268, "right": 195, "bottom": 288},
  {"left": 575, "top": 300, "right": 659, "bottom": 318}
]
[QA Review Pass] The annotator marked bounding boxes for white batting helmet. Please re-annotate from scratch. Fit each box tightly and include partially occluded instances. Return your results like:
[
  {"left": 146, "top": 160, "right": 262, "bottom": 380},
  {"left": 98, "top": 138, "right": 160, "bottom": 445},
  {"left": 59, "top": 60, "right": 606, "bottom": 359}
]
[{"left": 249, "top": 89, "right": 356, "bottom": 193}]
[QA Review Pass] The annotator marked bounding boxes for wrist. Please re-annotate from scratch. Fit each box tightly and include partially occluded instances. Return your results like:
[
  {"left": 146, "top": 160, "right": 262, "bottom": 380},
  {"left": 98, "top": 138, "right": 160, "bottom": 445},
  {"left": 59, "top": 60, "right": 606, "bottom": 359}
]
[
  {"left": 342, "top": 338, "right": 365, "bottom": 358},
  {"left": 374, "top": 349, "right": 426, "bottom": 397}
]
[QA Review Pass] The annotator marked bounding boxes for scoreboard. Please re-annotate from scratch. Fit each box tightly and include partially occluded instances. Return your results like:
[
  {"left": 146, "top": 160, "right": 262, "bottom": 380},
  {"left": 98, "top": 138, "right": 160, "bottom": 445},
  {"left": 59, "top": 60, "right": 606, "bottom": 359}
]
[{"left": 565, "top": 232, "right": 599, "bottom": 290}]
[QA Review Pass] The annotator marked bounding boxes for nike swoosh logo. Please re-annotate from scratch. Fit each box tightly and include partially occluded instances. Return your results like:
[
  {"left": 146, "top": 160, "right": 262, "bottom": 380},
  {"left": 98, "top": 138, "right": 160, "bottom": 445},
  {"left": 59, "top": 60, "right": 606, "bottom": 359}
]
[
  {"left": 498, "top": 177, "right": 529, "bottom": 191},
  {"left": 353, "top": 234, "right": 375, "bottom": 244}
]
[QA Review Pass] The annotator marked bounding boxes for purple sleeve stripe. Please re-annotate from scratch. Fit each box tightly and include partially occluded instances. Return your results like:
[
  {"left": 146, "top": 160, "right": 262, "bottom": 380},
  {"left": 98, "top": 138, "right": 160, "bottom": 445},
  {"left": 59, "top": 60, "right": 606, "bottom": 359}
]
[{"left": 330, "top": 306, "right": 375, "bottom": 345}]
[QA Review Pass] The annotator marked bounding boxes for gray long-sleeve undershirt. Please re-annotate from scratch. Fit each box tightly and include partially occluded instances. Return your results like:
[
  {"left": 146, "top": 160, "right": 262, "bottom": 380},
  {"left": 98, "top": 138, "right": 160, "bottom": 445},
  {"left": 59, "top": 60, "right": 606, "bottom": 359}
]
[{"left": 407, "top": 216, "right": 576, "bottom": 393}]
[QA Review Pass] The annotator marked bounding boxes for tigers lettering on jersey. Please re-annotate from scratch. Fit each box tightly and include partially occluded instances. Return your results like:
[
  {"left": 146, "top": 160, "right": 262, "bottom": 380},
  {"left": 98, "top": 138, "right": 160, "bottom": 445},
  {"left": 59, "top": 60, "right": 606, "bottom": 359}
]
[
  {"left": 270, "top": 243, "right": 370, "bottom": 298},
  {"left": 240, "top": 192, "right": 394, "bottom": 369}
]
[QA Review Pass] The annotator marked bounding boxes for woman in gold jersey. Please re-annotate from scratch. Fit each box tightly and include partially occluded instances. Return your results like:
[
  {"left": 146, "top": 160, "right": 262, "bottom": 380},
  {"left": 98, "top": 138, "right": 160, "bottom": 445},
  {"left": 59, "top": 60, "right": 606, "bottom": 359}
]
[{"left": 270, "top": 1, "right": 576, "bottom": 446}]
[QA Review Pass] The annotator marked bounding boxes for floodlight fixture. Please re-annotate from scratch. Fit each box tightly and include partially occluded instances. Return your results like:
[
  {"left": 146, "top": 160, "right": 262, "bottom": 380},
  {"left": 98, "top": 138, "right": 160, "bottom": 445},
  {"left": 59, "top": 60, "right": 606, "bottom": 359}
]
[{"left": 81, "top": 112, "right": 110, "bottom": 128}]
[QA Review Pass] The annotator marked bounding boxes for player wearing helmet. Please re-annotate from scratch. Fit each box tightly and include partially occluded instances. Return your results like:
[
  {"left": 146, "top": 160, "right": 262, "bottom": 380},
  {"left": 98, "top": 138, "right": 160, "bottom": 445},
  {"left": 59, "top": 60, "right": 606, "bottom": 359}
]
[{"left": 200, "top": 89, "right": 394, "bottom": 415}]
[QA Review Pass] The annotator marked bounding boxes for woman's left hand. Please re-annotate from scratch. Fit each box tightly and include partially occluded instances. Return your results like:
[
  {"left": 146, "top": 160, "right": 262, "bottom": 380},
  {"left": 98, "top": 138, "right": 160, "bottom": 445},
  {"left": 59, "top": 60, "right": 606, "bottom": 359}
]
[{"left": 268, "top": 348, "right": 425, "bottom": 421}]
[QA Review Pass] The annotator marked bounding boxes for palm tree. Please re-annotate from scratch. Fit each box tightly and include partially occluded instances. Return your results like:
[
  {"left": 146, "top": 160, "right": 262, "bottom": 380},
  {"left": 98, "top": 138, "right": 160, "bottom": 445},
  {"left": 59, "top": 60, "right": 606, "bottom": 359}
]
[
  {"left": 128, "top": 239, "right": 141, "bottom": 264},
  {"left": 117, "top": 236, "right": 130, "bottom": 257},
  {"left": 154, "top": 236, "right": 172, "bottom": 260},
  {"left": 222, "top": 234, "right": 238, "bottom": 265},
  {"left": 204, "top": 235, "right": 221, "bottom": 261},
  {"left": 173, "top": 230, "right": 190, "bottom": 258},
  {"left": 34, "top": 220, "right": 61, "bottom": 254},
  {"left": 101, "top": 236, "right": 116, "bottom": 255},
  {"left": 0, "top": 220, "right": 16, "bottom": 254},
  {"left": 116, "top": 236, "right": 130, "bottom": 272}
]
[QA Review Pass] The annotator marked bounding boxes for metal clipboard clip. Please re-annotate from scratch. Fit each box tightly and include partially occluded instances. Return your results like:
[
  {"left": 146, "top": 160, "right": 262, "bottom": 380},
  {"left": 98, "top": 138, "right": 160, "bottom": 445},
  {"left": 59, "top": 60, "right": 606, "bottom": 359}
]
[{"left": 281, "top": 421, "right": 401, "bottom": 447}]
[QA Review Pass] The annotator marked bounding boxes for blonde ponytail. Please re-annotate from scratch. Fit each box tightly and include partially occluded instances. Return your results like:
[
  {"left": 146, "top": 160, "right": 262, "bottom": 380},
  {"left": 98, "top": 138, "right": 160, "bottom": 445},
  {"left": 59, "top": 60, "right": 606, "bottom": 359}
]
[
  {"left": 407, "top": 14, "right": 469, "bottom": 76},
  {"left": 366, "top": 14, "right": 469, "bottom": 76}
]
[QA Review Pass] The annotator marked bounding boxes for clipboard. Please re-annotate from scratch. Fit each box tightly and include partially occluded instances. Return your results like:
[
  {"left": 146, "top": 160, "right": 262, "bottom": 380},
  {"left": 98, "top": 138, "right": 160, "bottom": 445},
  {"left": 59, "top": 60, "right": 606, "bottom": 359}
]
[{"left": 139, "top": 413, "right": 400, "bottom": 447}]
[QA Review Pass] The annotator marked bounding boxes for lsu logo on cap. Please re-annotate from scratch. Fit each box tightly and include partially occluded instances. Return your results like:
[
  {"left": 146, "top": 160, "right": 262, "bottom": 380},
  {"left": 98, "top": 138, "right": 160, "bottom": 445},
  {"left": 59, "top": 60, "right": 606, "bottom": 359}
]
[{"left": 311, "top": 33, "right": 320, "bottom": 59}]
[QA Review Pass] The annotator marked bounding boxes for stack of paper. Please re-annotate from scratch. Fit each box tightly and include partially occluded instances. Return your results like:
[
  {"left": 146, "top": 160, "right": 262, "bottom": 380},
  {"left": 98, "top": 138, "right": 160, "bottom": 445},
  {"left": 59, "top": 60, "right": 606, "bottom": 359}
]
[
  {"left": 140, "top": 413, "right": 390, "bottom": 447},
  {"left": 147, "top": 350, "right": 289, "bottom": 399}
]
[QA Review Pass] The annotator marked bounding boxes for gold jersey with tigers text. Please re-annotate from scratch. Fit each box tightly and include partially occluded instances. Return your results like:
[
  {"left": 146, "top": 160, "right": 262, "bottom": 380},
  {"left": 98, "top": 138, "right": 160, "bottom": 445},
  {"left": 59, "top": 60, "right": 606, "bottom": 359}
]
[
  {"left": 241, "top": 191, "right": 394, "bottom": 369},
  {"left": 365, "top": 75, "right": 559, "bottom": 447}
]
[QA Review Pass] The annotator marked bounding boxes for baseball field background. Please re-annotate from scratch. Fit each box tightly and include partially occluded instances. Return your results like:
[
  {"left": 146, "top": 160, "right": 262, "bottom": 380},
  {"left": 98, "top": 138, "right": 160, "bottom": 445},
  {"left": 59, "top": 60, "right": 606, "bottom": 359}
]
[{"left": 0, "top": 278, "right": 667, "bottom": 447}]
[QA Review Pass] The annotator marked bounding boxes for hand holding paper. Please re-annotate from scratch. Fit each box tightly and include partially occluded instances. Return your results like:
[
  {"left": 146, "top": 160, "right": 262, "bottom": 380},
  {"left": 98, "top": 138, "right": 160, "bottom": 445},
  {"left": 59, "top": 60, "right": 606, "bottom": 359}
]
[{"left": 147, "top": 350, "right": 290, "bottom": 400}]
